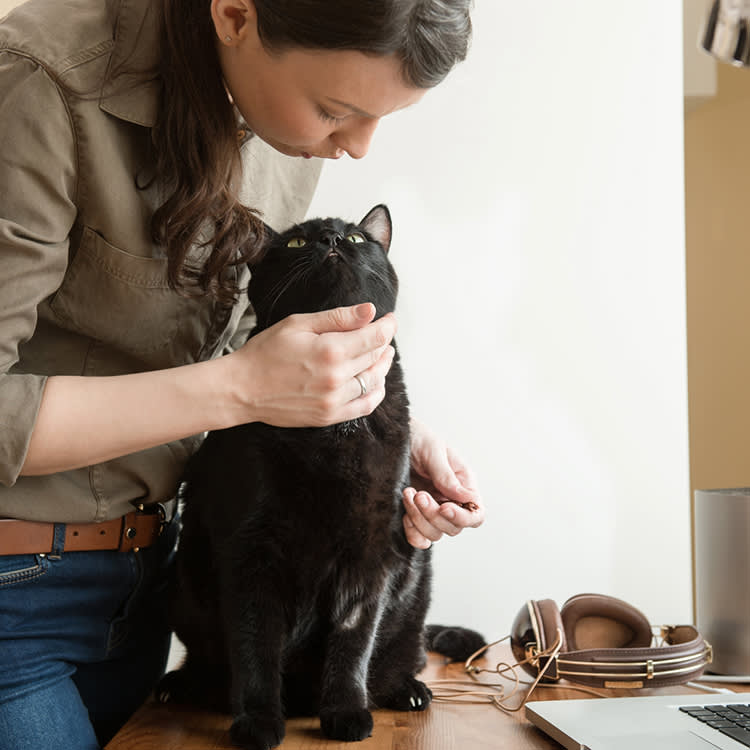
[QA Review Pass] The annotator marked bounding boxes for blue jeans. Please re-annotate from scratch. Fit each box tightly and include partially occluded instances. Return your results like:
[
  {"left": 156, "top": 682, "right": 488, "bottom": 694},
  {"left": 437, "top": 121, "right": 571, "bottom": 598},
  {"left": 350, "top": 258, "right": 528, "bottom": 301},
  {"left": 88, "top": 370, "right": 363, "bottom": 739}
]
[{"left": 0, "top": 518, "right": 178, "bottom": 750}]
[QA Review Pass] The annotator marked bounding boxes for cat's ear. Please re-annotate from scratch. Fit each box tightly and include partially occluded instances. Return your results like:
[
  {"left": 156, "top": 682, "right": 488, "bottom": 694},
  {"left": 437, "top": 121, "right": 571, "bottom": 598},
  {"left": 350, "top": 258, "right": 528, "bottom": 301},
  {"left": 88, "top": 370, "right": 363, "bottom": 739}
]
[
  {"left": 249, "top": 223, "right": 278, "bottom": 267},
  {"left": 261, "top": 223, "right": 279, "bottom": 247},
  {"left": 359, "top": 204, "right": 392, "bottom": 254}
]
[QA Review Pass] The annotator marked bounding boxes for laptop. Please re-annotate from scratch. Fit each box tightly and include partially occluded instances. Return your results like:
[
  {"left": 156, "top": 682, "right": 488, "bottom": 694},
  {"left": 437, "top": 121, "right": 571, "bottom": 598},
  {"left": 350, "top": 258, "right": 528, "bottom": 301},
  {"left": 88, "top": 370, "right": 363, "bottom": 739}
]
[{"left": 525, "top": 692, "right": 750, "bottom": 749}]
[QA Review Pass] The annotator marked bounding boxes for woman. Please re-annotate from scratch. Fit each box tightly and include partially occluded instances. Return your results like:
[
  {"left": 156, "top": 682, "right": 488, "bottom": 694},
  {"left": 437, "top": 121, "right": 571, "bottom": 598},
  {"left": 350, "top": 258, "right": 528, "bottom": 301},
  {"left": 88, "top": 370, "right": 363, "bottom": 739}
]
[{"left": 0, "top": 0, "right": 483, "bottom": 747}]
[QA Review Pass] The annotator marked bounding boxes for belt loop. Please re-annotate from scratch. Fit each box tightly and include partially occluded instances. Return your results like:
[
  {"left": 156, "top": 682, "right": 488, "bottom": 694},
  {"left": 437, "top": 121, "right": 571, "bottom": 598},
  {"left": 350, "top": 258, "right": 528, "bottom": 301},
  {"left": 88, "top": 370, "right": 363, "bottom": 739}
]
[{"left": 50, "top": 523, "right": 66, "bottom": 559}]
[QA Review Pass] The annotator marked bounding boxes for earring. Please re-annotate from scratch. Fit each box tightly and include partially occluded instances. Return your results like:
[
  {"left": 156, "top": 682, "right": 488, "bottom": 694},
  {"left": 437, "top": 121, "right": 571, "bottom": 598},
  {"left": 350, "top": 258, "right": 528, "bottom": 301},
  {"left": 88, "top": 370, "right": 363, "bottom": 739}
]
[{"left": 224, "top": 35, "right": 232, "bottom": 42}]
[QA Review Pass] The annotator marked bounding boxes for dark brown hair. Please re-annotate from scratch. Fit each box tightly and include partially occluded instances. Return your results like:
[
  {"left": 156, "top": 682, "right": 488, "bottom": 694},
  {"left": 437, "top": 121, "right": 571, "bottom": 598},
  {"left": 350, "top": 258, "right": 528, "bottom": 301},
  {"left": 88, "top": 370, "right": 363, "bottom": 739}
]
[{"left": 153, "top": 0, "right": 472, "bottom": 305}]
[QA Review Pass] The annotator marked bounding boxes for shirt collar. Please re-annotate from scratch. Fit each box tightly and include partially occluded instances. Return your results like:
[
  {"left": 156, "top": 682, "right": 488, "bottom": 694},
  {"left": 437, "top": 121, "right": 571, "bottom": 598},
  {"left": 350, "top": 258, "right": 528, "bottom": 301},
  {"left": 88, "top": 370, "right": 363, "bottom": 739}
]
[{"left": 98, "top": 0, "right": 162, "bottom": 128}]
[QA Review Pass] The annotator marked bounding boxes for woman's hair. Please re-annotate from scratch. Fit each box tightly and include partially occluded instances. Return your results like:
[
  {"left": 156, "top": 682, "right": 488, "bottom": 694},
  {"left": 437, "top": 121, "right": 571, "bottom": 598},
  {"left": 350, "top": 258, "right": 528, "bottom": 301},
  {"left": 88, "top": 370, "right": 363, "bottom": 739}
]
[
  {"left": 153, "top": 0, "right": 472, "bottom": 305},
  {"left": 253, "top": 0, "right": 472, "bottom": 88}
]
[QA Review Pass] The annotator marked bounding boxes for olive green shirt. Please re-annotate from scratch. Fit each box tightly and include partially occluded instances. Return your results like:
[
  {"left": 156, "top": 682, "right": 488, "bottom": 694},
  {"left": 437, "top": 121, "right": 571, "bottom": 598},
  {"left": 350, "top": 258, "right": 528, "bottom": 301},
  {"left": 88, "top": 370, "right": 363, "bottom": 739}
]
[{"left": 0, "top": 0, "right": 322, "bottom": 522}]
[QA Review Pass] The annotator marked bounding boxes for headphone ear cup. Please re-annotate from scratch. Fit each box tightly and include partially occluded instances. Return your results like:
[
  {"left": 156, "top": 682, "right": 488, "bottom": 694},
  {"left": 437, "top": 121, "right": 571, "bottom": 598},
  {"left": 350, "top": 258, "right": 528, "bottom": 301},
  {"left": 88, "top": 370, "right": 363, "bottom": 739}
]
[
  {"left": 533, "top": 599, "right": 566, "bottom": 653},
  {"left": 510, "top": 599, "right": 566, "bottom": 678},
  {"left": 560, "top": 593, "right": 652, "bottom": 651}
]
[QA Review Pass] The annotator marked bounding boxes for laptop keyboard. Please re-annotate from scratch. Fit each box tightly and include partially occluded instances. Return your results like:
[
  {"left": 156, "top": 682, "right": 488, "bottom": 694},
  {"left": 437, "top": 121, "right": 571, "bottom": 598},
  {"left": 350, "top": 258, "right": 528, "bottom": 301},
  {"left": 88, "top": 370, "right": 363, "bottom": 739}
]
[{"left": 681, "top": 704, "right": 750, "bottom": 746}]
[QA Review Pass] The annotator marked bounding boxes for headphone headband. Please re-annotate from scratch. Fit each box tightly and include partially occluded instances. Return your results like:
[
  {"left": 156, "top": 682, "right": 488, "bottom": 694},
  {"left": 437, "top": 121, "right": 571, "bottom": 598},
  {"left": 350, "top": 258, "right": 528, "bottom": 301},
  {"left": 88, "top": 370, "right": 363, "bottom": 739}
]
[{"left": 510, "top": 594, "right": 712, "bottom": 689}]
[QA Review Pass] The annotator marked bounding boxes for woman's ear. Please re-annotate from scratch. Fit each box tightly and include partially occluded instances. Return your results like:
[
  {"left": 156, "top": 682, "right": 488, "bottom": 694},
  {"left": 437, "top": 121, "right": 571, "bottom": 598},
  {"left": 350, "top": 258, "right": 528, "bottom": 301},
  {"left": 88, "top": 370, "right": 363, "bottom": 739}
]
[{"left": 210, "top": 0, "right": 257, "bottom": 45}]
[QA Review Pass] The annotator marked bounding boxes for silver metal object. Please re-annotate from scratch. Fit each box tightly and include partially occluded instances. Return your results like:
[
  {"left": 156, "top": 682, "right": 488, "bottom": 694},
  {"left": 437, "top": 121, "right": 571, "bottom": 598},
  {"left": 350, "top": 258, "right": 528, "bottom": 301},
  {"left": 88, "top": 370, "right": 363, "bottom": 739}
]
[
  {"left": 701, "top": 0, "right": 750, "bottom": 67},
  {"left": 354, "top": 374, "right": 367, "bottom": 398},
  {"left": 694, "top": 488, "right": 750, "bottom": 674}
]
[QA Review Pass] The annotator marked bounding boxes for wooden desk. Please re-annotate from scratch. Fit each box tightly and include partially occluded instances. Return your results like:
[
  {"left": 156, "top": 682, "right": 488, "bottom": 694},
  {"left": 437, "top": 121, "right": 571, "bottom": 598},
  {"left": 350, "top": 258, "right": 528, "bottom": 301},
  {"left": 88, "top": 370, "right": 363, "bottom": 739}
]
[{"left": 105, "top": 645, "right": 739, "bottom": 750}]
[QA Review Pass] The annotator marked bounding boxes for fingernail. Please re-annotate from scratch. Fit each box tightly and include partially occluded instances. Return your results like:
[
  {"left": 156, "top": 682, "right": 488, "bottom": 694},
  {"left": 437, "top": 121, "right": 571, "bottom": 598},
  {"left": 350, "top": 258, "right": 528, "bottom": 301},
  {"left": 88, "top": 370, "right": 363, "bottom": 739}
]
[
  {"left": 417, "top": 494, "right": 430, "bottom": 509},
  {"left": 443, "top": 506, "right": 456, "bottom": 521},
  {"left": 354, "top": 303, "right": 373, "bottom": 320}
]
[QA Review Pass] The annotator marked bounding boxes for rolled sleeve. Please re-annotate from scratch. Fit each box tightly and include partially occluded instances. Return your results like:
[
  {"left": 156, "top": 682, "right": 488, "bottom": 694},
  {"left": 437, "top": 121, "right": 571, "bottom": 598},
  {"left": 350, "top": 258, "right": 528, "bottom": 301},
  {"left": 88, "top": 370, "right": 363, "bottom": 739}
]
[{"left": 0, "top": 50, "right": 77, "bottom": 485}]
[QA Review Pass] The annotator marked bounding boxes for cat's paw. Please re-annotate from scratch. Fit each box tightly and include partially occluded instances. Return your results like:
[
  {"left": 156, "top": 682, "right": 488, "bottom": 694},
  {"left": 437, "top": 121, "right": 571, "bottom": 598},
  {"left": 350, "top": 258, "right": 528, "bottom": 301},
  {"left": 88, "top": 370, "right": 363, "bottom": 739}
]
[
  {"left": 319, "top": 707, "right": 374, "bottom": 742},
  {"left": 382, "top": 676, "right": 433, "bottom": 712},
  {"left": 156, "top": 670, "right": 190, "bottom": 704},
  {"left": 229, "top": 711, "right": 285, "bottom": 750},
  {"left": 156, "top": 668, "right": 230, "bottom": 711}
]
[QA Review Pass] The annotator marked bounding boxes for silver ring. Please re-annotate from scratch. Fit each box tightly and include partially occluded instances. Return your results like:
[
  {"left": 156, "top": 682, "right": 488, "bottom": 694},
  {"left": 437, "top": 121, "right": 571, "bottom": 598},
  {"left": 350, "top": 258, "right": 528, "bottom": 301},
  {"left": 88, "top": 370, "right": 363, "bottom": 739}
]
[{"left": 354, "top": 374, "right": 367, "bottom": 398}]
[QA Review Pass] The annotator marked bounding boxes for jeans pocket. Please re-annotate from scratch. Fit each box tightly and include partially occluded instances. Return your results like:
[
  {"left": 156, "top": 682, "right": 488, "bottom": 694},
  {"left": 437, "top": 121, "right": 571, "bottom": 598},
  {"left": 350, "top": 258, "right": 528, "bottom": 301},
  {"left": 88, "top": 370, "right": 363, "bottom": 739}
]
[
  {"left": 0, "top": 554, "right": 50, "bottom": 588},
  {"left": 105, "top": 551, "right": 143, "bottom": 654},
  {"left": 106, "top": 525, "right": 177, "bottom": 656}
]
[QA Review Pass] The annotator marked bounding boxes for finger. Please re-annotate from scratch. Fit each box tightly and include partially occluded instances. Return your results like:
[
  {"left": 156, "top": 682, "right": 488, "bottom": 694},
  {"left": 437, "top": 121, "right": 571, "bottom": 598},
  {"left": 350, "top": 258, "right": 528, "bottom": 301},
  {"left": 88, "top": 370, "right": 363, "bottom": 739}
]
[
  {"left": 305, "top": 303, "right": 376, "bottom": 334},
  {"left": 347, "top": 346, "right": 395, "bottom": 401},
  {"left": 304, "top": 304, "right": 397, "bottom": 354},
  {"left": 334, "top": 382, "right": 387, "bottom": 423},
  {"left": 428, "top": 467, "right": 477, "bottom": 506},
  {"left": 320, "top": 313, "right": 397, "bottom": 367},
  {"left": 435, "top": 499, "right": 485, "bottom": 530},
  {"left": 418, "top": 448, "right": 479, "bottom": 507},
  {"left": 415, "top": 492, "right": 466, "bottom": 537},
  {"left": 403, "top": 489, "right": 454, "bottom": 541},
  {"left": 346, "top": 336, "right": 396, "bottom": 383},
  {"left": 402, "top": 494, "right": 434, "bottom": 550},
  {"left": 352, "top": 373, "right": 368, "bottom": 400}
]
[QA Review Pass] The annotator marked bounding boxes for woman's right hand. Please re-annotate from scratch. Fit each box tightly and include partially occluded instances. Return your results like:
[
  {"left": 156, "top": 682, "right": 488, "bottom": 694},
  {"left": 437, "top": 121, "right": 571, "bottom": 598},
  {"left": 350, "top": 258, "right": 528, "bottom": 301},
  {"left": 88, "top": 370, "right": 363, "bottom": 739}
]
[
  {"left": 225, "top": 302, "right": 397, "bottom": 428},
  {"left": 21, "top": 302, "right": 395, "bottom": 477}
]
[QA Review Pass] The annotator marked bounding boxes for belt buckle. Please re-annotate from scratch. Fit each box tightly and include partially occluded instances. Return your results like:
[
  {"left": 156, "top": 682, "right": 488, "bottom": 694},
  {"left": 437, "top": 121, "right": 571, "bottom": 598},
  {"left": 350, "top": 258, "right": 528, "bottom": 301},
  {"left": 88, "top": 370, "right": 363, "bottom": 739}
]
[
  {"left": 135, "top": 502, "right": 168, "bottom": 537},
  {"left": 121, "top": 503, "right": 169, "bottom": 553}
]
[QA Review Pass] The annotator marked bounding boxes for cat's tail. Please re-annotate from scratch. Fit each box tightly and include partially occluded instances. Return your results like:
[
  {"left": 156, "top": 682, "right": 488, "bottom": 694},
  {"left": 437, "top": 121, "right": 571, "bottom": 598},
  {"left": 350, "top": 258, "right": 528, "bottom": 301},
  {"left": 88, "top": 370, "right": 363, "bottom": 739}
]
[{"left": 424, "top": 624, "right": 487, "bottom": 662}]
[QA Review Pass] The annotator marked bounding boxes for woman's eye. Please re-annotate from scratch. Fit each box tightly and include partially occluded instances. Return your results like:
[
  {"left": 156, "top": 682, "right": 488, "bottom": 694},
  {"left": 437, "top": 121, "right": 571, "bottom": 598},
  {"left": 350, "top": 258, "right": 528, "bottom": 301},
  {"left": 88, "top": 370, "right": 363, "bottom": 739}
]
[
  {"left": 318, "top": 107, "right": 348, "bottom": 125},
  {"left": 287, "top": 237, "right": 307, "bottom": 248},
  {"left": 345, "top": 233, "right": 366, "bottom": 244}
]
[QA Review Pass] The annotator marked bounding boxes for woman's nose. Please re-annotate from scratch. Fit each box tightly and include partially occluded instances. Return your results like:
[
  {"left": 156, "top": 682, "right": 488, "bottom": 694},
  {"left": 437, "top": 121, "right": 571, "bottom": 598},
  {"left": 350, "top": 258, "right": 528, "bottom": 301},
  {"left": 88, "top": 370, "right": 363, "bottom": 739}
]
[{"left": 332, "top": 118, "right": 380, "bottom": 160}]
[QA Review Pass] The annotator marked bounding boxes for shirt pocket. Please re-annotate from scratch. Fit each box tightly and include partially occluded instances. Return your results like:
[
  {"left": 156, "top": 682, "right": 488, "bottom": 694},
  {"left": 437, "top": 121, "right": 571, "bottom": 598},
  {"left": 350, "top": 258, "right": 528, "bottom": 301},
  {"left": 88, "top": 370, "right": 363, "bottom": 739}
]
[{"left": 49, "top": 227, "right": 215, "bottom": 367}]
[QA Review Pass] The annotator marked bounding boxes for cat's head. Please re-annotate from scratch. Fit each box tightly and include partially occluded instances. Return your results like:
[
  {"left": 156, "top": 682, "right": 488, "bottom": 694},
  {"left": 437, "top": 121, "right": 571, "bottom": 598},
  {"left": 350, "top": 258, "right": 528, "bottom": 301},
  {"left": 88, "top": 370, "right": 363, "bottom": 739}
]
[{"left": 248, "top": 204, "right": 397, "bottom": 330}]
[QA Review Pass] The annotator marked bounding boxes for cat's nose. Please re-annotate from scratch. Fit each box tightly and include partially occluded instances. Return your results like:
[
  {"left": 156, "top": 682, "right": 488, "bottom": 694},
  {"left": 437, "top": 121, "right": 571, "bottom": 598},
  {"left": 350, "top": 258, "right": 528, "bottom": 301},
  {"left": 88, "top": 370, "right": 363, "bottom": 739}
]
[{"left": 321, "top": 231, "right": 343, "bottom": 248}]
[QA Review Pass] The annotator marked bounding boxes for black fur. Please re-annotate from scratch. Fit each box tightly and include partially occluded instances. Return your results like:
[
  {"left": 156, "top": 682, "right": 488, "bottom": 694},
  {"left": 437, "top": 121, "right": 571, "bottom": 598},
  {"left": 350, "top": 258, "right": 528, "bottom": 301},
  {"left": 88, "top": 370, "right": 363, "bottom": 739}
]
[
  {"left": 159, "top": 206, "right": 483, "bottom": 749},
  {"left": 424, "top": 624, "right": 487, "bottom": 662}
]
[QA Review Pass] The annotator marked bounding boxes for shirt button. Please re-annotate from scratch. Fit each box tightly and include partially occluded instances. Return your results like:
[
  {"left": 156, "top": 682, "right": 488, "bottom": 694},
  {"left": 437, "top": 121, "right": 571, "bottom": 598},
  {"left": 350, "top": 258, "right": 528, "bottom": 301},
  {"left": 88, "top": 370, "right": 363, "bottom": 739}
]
[{"left": 237, "top": 129, "right": 247, "bottom": 141}]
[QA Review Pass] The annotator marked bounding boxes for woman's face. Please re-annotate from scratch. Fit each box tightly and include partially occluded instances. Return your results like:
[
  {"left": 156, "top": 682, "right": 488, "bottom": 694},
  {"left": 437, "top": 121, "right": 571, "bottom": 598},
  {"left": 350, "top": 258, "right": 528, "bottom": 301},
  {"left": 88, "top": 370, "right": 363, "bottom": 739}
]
[{"left": 215, "top": 8, "right": 425, "bottom": 160}]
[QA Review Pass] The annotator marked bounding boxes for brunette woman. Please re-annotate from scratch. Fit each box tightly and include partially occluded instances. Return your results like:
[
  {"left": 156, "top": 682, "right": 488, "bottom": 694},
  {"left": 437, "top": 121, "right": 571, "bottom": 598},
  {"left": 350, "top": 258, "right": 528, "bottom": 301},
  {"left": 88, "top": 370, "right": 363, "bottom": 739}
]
[{"left": 0, "top": 1, "right": 483, "bottom": 747}]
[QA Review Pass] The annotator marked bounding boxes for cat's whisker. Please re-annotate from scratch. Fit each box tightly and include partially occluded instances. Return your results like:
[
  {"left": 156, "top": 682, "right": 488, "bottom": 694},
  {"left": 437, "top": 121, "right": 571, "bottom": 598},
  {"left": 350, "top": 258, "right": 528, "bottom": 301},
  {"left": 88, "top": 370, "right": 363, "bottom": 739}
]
[
  {"left": 362, "top": 263, "right": 392, "bottom": 290},
  {"left": 261, "top": 258, "right": 312, "bottom": 321},
  {"left": 263, "top": 256, "right": 310, "bottom": 300}
]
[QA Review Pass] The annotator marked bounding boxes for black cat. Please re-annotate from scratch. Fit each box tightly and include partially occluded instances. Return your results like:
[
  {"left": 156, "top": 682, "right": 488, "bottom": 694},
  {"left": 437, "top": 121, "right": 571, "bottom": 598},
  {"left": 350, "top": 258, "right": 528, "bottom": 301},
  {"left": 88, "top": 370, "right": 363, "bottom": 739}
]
[{"left": 158, "top": 206, "right": 483, "bottom": 750}]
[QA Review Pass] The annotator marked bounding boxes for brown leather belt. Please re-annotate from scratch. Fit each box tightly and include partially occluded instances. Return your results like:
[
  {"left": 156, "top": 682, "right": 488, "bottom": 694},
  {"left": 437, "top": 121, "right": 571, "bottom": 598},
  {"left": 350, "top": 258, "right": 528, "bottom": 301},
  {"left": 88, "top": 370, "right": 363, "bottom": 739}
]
[{"left": 0, "top": 507, "right": 168, "bottom": 556}]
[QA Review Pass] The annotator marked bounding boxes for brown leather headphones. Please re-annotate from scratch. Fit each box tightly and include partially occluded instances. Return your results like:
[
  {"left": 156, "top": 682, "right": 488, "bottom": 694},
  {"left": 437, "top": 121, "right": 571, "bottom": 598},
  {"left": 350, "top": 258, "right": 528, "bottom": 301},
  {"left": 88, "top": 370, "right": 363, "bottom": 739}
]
[{"left": 507, "top": 593, "right": 712, "bottom": 689}]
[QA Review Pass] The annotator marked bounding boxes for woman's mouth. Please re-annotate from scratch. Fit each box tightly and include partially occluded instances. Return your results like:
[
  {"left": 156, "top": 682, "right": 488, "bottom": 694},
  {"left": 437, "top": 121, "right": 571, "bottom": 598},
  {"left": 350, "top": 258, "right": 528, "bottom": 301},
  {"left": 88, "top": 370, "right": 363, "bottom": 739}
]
[{"left": 298, "top": 149, "right": 345, "bottom": 160}]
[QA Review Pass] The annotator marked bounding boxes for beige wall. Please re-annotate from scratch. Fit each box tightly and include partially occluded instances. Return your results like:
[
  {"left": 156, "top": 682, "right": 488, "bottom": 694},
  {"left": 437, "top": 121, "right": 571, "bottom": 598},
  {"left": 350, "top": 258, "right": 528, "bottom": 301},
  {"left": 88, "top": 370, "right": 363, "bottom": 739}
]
[
  {"left": 685, "top": 64, "right": 750, "bottom": 613},
  {"left": 685, "top": 65, "right": 750, "bottom": 493}
]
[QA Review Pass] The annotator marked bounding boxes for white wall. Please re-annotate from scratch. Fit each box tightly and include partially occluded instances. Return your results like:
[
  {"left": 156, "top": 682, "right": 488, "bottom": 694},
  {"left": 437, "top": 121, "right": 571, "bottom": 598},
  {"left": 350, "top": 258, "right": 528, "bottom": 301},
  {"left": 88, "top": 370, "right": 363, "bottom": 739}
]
[
  {"left": 0, "top": 0, "right": 691, "bottom": 640},
  {"left": 309, "top": 0, "right": 691, "bottom": 637}
]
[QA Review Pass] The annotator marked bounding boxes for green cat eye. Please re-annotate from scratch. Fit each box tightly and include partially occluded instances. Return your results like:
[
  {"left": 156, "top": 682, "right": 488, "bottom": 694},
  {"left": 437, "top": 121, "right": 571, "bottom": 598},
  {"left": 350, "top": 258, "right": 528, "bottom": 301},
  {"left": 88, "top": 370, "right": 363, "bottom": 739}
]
[
  {"left": 287, "top": 237, "right": 307, "bottom": 248},
  {"left": 346, "top": 233, "right": 366, "bottom": 244}
]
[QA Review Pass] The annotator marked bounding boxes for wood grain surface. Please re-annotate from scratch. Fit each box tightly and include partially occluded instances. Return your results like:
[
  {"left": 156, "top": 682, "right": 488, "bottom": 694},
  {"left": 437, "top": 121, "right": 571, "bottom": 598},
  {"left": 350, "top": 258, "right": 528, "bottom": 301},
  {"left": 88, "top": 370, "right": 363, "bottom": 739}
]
[{"left": 105, "top": 644, "right": 734, "bottom": 750}]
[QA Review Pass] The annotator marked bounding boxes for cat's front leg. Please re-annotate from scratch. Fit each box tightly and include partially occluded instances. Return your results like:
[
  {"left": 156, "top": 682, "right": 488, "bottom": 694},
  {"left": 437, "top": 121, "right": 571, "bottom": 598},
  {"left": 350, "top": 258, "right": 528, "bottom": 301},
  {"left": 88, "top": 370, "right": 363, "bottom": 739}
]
[
  {"left": 318, "top": 597, "right": 385, "bottom": 741},
  {"left": 369, "top": 555, "right": 434, "bottom": 713},
  {"left": 222, "top": 570, "right": 287, "bottom": 750}
]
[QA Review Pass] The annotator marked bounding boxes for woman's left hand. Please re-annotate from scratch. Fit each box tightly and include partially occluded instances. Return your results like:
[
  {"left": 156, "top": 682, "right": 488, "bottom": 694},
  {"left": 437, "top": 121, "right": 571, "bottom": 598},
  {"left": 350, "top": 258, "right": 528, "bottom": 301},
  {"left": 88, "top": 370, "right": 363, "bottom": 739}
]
[{"left": 402, "top": 418, "right": 485, "bottom": 549}]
